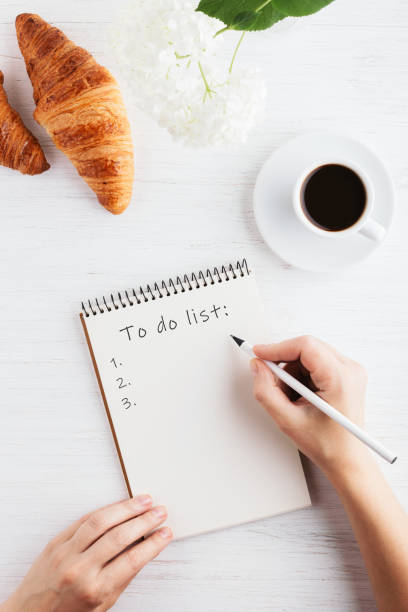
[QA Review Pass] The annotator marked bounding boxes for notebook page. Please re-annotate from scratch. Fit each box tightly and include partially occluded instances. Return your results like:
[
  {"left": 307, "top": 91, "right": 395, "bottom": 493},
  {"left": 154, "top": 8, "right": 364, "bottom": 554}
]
[{"left": 83, "top": 272, "right": 310, "bottom": 539}]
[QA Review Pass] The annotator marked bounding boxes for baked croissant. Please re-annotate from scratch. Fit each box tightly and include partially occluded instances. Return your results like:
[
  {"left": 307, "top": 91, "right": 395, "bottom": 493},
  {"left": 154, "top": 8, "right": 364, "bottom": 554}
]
[
  {"left": 15, "top": 13, "right": 134, "bottom": 214},
  {"left": 0, "top": 70, "right": 49, "bottom": 175}
]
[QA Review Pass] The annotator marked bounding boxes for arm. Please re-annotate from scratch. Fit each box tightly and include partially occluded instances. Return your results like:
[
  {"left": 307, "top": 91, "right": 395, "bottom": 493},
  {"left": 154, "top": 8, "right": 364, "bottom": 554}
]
[
  {"left": 0, "top": 496, "right": 172, "bottom": 612},
  {"left": 329, "top": 455, "right": 408, "bottom": 612},
  {"left": 251, "top": 336, "right": 408, "bottom": 612}
]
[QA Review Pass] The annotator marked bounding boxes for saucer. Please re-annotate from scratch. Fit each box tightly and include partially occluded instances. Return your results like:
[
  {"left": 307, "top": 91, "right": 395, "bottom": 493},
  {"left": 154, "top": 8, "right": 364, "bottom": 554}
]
[{"left": 253, "top": 133, "right": 395, "bottom": 272}]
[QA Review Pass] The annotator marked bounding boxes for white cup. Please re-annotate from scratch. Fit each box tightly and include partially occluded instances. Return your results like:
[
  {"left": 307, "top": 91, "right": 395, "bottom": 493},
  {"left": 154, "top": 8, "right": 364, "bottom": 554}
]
[{"left": 293, "top": 160, "right": 386, "bottom": 242}]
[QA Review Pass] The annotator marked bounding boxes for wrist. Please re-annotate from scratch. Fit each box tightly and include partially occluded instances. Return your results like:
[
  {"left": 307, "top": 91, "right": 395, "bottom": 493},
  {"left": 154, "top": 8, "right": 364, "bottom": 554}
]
[
  {"left": 1, "top": 588, "right": 28, "bottom": 612},
  {"left": 322, "top": 446, "right": 378, "bottom": 491},
  {"left": 0, "top": 598, "right": 16, "bottom": 612}
]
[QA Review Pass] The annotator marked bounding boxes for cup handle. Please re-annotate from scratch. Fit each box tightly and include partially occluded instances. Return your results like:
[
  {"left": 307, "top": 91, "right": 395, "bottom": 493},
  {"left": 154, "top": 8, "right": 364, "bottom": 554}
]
[{"left": 359, "top": 218, "right": 386, "bottom": 243}]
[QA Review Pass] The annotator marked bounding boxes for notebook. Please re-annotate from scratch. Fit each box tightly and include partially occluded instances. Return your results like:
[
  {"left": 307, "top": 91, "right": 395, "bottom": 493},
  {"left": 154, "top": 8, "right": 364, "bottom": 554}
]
[{"left": 80, "top": 259, "right": 310, "bottom": 540}]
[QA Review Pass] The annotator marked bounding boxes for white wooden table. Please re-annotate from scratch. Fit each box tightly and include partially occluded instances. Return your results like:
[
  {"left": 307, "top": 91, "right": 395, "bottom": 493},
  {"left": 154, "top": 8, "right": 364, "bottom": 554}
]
[{"left": 1, "top": 1, "right": 407, "bottom": 610}]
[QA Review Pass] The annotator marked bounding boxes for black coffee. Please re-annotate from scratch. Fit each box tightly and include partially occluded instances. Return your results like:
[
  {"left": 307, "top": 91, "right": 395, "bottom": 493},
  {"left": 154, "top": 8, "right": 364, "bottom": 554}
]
[{"left": 301, "top": 163, "right": 366, "bottom": 232}]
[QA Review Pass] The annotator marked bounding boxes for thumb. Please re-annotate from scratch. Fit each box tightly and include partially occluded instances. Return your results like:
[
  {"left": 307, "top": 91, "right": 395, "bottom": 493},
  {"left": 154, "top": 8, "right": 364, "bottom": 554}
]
[{"left": 251, "top": 359, "right": 302, "bottom": 431}]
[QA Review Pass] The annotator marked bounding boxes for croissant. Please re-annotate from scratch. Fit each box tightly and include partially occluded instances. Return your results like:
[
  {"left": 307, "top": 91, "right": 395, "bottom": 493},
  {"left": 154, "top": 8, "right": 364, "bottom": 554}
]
[
  {"left": 15, "top": 13, "right": 134, "bottom": 214},
  {"left": 0, "top": 70, "right": 49, "bottom": 175}
]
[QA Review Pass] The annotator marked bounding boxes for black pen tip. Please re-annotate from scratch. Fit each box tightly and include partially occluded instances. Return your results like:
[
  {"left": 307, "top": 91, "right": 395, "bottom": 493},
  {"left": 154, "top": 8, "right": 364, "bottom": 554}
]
[{"left": 230, "top": 335, "right": 244, "bottom": 347}]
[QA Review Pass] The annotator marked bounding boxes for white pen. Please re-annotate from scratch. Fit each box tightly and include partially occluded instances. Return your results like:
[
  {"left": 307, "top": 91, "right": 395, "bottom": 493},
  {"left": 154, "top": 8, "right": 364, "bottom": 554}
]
[{"left": 231, "top": 335, "right": 397, "bottom": 465}]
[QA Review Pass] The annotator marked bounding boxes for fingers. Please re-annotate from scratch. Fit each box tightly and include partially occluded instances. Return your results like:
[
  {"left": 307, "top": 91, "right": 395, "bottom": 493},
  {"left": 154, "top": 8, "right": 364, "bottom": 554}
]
[
  {"left": 103, "top": 526, "right": 172, "bottom": 589},
  {"left": 251, "top": 359, "right": 303, "bottom": 431},
  {"left": 319, "top": 339, "right": 348, "bottom": 363},
  {"left": 280, "top": 361, "right": 309, "bottom": 401},
  {"left": 254, "top": 336, "right": 340, "bottom": 391},
  {"left": 49, "top": 512, "right": 91, "bottom": 548},
  {"left": 88, "top": 506, "right": 168, "bottom": 565},
  {"left": 73, "top": 495, "right": 153, "bottom": 551}
]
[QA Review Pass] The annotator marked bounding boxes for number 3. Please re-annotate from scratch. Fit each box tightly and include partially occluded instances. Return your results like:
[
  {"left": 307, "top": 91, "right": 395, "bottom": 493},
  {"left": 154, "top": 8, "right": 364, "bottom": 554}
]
[{"left": 121, "top": 397, "right": 132, "bottom": 410}]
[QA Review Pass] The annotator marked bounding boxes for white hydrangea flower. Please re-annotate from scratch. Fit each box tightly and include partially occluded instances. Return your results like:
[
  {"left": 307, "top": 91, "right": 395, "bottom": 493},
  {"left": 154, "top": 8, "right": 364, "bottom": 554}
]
[{"left": 110, "top": 0, "right": 266, "bottom": 146}]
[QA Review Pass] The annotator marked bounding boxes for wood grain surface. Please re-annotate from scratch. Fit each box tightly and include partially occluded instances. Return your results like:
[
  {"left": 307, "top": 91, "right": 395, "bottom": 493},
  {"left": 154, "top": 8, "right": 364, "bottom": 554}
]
[{"left": 1, "top": 1, "right": 407, "bottom": 610}]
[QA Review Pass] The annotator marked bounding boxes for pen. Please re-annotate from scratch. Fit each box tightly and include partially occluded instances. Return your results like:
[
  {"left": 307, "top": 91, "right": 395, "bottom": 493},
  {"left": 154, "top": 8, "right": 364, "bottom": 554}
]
[{"left": 231, "top": 335, "right": 397, "bottom": 464}]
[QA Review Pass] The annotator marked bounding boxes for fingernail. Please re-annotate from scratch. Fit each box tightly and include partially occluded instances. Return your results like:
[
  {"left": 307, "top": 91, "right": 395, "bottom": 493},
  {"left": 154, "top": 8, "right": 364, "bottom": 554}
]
[
  {"left": 250, "top": 359, "right": 258, "bottom": 375},
  {"left": 137, "top": 494, "right": 152, "bottom": 506},
  {"left": 157, "top": 526, "right": 172, "bottom": 539},
  {"left": 153, "top": 505, "right": 167, "bottom": 518}
]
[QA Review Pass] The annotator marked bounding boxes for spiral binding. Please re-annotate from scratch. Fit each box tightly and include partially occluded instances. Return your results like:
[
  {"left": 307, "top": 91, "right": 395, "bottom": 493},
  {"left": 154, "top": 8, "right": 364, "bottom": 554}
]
[{"left": 81, "top": 259, "right": 250, "bottom": 318}]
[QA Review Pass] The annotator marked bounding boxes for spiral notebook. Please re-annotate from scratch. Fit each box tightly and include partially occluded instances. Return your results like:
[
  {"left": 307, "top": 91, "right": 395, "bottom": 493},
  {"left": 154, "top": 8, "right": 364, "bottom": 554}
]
[{"left": 80, "top": 259, "right": 310, "bottom": 540}]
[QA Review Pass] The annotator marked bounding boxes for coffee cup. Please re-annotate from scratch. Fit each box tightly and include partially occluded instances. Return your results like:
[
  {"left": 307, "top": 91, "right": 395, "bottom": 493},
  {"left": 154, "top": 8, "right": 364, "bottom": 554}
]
[{"left": 293, "top": 160, "right": 386, "bottom": 242}]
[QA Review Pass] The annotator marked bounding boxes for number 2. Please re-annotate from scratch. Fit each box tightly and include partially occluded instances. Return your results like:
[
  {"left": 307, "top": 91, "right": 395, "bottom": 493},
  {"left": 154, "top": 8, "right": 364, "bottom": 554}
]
[{"left": 116, "top": 377, "right": 127, "bottom": 389}]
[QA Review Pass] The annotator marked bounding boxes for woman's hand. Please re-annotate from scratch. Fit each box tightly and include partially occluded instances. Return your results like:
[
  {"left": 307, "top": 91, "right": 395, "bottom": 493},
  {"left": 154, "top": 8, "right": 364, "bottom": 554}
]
[
  {"left": 2, "top": 496, "right": 172, "bottom": 612},
  {"left": 251, "top": 336, "right": 408, "bottom": 612},
  {"left": 251, "top": 335, "right": 370, "bottom": 477}
]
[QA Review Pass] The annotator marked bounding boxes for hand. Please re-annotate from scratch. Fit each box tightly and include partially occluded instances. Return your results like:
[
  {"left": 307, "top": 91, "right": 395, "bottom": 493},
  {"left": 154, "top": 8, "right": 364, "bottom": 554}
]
[
  {"left": 2, "top": 496, "right": 172, "bottom": 612},
  {"left": 251, "top": 336, "right": 370, "bottom": 478}
]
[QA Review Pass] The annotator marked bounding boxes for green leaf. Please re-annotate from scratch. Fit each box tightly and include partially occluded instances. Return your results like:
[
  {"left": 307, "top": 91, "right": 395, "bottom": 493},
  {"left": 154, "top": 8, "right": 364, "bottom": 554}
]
[
  {"left": 231, "top": 11, "right": 258, "bottom": 29},
  {"left": 196, "top": 0, "right": 286, "bottom": 32},
  {"left": 271, "top": 0, "right": 335, "bottom": 17}
]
